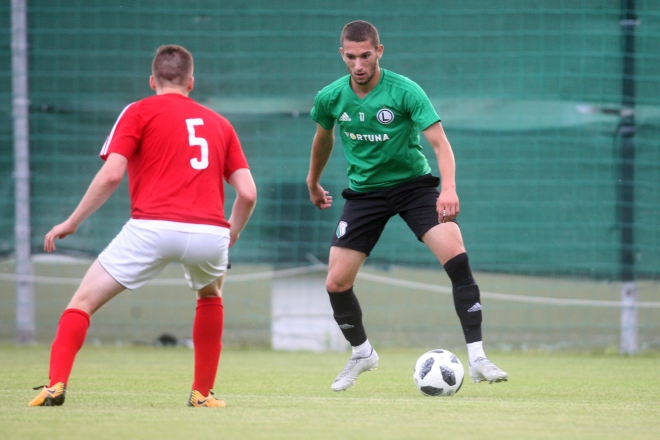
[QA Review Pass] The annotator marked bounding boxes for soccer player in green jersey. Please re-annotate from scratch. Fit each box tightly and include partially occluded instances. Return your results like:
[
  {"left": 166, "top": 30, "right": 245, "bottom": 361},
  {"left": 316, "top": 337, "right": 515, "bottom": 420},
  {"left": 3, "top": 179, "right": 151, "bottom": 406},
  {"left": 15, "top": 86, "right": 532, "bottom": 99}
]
[{"left": 307, "top": 20, "right": 508, "bottom": 392}]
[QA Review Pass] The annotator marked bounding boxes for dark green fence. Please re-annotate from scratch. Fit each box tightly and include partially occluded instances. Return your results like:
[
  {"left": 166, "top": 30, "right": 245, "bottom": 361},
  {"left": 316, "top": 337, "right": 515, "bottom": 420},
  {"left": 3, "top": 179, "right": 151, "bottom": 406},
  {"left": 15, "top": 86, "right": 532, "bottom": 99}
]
[{"left": 1, "top": 0, "right": 659, "bottom": 279}]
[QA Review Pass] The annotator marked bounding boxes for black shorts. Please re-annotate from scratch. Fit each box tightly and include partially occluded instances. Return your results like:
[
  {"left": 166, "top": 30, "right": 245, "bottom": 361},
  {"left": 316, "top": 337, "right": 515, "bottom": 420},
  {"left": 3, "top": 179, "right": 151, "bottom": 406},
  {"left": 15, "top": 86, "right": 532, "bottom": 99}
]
[{"left": 331, "top": 173, "right": 453, "bottom": 256}]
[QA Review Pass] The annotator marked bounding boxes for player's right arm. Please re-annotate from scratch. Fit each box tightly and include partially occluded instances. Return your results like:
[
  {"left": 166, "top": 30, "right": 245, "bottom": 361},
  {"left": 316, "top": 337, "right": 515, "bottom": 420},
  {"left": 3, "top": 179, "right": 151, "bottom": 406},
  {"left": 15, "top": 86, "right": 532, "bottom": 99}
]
[
  {"left": 44, "top": 153, "right": 128, "bottom": 252},
  {"left": 423, "top": 122, "right": 459, "bottom": 223},
  {"left": 227, "top": 168, "right": 257, "bottom": 248},
  {"left": 306, "top": 123, "right": 335, "bottom": 210}
]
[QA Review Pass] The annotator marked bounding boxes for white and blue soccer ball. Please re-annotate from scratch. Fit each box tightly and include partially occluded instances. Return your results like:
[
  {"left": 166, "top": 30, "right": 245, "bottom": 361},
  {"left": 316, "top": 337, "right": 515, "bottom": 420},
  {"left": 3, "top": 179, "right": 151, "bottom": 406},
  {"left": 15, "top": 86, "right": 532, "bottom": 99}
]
[{"left": 413, "top": 349, "right": 465, "bottom": 397}]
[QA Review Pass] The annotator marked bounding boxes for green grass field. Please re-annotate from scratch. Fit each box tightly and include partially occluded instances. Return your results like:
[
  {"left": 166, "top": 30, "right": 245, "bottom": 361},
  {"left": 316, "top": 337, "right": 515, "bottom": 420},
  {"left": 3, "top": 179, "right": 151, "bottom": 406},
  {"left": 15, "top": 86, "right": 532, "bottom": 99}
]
[{"left": 2, "top": 345, "right": 659, "bottom": 439}]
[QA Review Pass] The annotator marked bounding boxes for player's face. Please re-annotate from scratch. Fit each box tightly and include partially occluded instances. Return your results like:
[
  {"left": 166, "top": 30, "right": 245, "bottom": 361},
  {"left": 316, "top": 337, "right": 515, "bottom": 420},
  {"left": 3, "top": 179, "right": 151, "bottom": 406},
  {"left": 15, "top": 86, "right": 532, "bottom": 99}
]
[{"left": 340, "top": 39, "right": 383, "bottom": 89}]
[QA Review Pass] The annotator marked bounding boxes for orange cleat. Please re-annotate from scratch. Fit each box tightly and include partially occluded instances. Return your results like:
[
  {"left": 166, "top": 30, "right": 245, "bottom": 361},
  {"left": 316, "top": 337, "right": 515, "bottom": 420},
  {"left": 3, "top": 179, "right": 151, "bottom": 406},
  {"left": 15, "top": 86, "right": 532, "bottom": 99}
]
[
  {"left": 28, "top": 382, "right": 66, "bottom": 406},
  {"left": 188, "top": 390, "right": 226, "bottom": 407}
]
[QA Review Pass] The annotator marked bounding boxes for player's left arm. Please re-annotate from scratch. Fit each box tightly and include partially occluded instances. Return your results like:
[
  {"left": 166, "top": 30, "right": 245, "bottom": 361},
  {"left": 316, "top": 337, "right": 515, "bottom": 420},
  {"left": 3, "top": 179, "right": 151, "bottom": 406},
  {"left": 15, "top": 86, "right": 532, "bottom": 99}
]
[
  {"left": 227, "top": 168, "right": 257, "bottom": 248},
  {"left": 44, "top": 153, "right": 128, "bottom": 252},
  {"left": 422, "top": 122, "right": 459, "bottom": 223}
]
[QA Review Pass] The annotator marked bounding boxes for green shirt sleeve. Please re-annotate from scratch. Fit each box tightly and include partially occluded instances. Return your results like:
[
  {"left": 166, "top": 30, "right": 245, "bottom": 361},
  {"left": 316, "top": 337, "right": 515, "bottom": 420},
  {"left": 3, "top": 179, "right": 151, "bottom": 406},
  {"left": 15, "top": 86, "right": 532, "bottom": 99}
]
[
  {"left": 310, "top": 92, "right": 335, "bottom": 130},
  {"left": 403, "top": 81, "right": 440, "bottom": 131}
]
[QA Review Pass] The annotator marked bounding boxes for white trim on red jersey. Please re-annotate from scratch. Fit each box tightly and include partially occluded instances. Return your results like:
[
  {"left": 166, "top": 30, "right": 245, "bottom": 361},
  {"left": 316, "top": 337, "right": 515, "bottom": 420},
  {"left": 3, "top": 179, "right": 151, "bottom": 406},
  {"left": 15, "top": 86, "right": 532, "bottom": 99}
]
[{"left": 100, "top": 103, "right": 135, "bottom": 157}]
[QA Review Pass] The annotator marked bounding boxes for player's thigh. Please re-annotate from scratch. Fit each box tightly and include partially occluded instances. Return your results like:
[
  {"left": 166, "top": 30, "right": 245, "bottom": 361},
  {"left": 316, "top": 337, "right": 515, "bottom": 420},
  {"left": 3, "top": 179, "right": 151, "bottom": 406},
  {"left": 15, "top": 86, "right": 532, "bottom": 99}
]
[
  {"left": 421, "top": 223, "right": 466, "bottom": 265},
  {"left": 397, "top": 185, "right": 442, "bottom": 241},
  {"left": 181, "top": 232, "right": 230, "bottom": 292},
  {"left": 68, "top": 259, "right": 126, "bottom": 315},
  {"left": 331, "top": 193, "right": 392, "bottom": 256},
  {"left": 98, "top": 221, "right": 171, "bottom": 291},
  {"left": 326, "top": 246, "right": 367, "bottom": 292}
]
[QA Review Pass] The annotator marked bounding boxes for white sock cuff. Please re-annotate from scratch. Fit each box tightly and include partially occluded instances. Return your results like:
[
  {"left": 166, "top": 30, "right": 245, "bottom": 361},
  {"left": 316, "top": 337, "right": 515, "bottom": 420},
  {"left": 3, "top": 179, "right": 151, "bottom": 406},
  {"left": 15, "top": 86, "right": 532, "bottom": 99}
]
[
  {"left": 467, "top": 341, "right": 486, "bottom": 365},
  {"left": 352, "top": 339, "right": 373, "bottom": 358}
]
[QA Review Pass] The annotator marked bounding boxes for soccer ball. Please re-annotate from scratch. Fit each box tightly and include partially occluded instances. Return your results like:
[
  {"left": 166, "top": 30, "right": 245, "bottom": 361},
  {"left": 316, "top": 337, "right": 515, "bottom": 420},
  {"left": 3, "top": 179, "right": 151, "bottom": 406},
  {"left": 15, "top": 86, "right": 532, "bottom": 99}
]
[{"left": 413, "top": 349, "right": 465, "bottom": 397}]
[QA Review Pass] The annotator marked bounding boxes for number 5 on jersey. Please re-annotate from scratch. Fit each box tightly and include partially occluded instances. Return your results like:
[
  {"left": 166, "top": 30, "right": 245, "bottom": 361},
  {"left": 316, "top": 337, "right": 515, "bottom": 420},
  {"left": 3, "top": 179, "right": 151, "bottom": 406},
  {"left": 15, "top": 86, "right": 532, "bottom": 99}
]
[{"left": 186, "top": 118, "right": 209, "bottom": 170}]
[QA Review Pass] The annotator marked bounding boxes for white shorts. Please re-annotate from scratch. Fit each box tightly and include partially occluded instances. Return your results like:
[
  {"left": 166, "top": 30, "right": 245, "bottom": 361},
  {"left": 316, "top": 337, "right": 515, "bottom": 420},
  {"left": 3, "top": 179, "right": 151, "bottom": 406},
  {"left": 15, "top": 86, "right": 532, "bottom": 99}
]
[{"left": 98, "top": 219, "right": 230, "bottom": 291}]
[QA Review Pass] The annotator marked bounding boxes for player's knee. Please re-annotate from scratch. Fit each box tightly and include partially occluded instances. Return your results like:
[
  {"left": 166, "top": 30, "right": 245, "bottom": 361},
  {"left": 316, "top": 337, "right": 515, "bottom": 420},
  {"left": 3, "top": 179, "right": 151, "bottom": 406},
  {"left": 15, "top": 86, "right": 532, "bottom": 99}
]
[
  {"left": 326, "top": 279, "right": 352, "bottom": 293},
  {"left": 453, "top": 284, "right": 482, "bottom": 327},
  {"left": 197, "top": 290, "right": 221, "bottom": 299},
  {"left": 443, "top": 252, "right": 475, "bottom": 287},
  {"left": 67, "top": 295, "right": 99, "bottom": 316},
  {"left": 197, "top": 279, "right": 223, "bottom": 298}
]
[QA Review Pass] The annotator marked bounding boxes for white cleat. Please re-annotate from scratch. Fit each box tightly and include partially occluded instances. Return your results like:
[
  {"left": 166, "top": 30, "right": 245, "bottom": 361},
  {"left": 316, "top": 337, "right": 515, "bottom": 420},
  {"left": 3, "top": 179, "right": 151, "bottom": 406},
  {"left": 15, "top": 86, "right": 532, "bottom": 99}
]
[
  {"left": 331, "top": 349, "right": 379, "bottom": 391},
  {"left": 469, "top": 357, "right": 508, "bottom": 384}
]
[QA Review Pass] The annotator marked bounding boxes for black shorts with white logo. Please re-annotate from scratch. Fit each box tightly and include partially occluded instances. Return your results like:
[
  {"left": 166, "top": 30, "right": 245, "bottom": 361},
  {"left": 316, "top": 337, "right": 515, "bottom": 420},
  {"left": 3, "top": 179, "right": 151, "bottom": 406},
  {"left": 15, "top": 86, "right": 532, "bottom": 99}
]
[{"left": 331, "top": 173, "right": 455, "bottom": 256}]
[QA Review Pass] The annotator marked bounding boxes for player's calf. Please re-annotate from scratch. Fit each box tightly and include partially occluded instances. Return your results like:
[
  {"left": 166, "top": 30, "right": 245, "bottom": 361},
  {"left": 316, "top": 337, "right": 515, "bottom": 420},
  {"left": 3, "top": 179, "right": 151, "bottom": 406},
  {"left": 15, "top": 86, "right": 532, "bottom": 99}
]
[{"left": 453, "top": 284, "right": 483, "bottom": 343}]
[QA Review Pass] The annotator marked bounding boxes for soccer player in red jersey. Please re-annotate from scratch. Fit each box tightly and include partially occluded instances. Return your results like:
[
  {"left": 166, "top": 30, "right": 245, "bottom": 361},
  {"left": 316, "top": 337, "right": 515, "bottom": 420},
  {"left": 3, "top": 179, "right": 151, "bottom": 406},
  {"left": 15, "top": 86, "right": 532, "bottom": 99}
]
[{"left": 29, "top": 45, "right": 256, "bottom": 408}]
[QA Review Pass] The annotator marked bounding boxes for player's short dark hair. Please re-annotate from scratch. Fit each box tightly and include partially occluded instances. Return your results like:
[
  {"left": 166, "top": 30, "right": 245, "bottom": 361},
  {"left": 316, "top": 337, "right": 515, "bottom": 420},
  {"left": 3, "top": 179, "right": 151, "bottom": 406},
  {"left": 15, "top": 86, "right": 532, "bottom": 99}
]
[
  {"left": 152, "top": 45, "right": 193, "bottom": 87},
  {"left": 340, "top": 20, "right": 380, "bottom": 47}
]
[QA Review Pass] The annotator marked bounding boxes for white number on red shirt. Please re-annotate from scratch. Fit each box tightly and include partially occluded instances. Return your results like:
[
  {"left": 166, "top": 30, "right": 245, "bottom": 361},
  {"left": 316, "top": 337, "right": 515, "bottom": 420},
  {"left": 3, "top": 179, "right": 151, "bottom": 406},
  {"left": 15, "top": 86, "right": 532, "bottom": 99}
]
[{"left": 186, "top": 118, "right": 209, "bottom": 170}]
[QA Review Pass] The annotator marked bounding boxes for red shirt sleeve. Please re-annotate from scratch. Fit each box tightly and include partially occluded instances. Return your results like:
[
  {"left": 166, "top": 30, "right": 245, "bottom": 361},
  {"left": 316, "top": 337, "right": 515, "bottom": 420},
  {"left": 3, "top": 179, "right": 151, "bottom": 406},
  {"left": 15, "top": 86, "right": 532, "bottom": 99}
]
[
  {"left": 223, "top": 122, "right": 249, "bottom": 181},
  {"left": 99, "top": 102, "right": 141, "bottom": 161}
]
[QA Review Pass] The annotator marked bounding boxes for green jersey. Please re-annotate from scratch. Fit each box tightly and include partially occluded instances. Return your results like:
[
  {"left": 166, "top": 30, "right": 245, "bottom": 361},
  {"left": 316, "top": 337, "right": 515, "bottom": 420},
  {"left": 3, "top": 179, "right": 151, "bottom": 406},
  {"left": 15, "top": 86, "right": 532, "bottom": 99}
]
[{"left": 311, "top": 68, "right": 440, "bottom": 191}]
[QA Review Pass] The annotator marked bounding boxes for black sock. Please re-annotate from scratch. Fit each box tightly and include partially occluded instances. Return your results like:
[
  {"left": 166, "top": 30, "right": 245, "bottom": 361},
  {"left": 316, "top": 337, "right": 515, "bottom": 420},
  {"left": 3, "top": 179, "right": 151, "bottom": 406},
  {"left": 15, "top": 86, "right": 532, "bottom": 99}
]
[
  {"left": 443, "top": 252, "right": 475, "bottom": 288},
  {"left": 327, "top": 287, "right": 367, "bottom": 346},
  {"left": 444, "top": 253, "right": 482, "bottom": 344}
]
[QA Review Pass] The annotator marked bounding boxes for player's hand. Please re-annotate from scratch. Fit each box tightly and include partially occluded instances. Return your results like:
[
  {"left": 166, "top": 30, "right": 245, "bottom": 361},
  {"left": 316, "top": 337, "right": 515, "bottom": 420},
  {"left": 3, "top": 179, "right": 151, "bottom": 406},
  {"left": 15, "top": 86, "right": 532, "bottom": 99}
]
[
  {"left": 44, "top": 220, "right": 78, "bottom": 252},
  {"left": 437, "top": 187, "right": 460, "bottom": 223},
  {"left": 308, "top": 183, "right": 333, "bottom": 210},
  {"left": 229, "top": 231, "right": 239, "bottom": 248}
]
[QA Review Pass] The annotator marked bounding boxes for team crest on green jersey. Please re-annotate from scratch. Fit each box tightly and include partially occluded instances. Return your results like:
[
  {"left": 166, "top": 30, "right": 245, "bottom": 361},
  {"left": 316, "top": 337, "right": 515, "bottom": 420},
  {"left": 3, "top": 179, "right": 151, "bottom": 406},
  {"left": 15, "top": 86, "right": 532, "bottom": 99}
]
[{"left": 377, "top": 108, "right": 394, "bottom": 124}]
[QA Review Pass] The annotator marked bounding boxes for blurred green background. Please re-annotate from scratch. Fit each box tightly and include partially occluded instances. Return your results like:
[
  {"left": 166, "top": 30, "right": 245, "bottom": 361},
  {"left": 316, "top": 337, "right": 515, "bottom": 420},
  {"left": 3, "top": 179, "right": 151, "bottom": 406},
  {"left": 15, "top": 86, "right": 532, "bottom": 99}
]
[
  {"left": 2, "top": 1, "right": 659, "bottom": 277},
  {"left": 1, "top": 1, "right": 658, "bottom": 348}
]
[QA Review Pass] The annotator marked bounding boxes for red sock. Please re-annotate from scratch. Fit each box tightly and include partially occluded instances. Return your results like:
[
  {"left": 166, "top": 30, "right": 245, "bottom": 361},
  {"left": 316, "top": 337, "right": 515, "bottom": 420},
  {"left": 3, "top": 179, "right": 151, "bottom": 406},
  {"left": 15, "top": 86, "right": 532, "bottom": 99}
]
[
  {"left": 48, "top": 308, "right": 90, "bottom": 387},
  {"left": 191, "top": 297, "right": 224, "bottom": 396}
]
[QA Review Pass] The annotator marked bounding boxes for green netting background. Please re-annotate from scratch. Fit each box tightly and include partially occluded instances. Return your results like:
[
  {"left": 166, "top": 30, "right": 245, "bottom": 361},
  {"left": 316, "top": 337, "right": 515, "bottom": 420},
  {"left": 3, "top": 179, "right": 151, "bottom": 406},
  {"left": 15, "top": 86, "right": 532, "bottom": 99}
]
[{"left": 1, "top": 0, "right": 659, "bottom": 280}]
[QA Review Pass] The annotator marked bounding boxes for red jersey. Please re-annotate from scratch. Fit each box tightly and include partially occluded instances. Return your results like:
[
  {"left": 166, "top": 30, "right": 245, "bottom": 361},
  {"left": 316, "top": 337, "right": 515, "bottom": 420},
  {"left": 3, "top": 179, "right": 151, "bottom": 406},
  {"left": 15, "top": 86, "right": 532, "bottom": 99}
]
[{"left": 100, "top": 93, "right": 248, "bottom": 228}]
